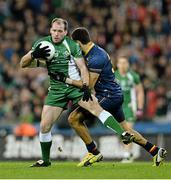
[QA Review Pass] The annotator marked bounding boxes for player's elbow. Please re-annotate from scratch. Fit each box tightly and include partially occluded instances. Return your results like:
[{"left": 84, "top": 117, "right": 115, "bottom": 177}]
[
  {"left": 20, "top": 52, "right": 33, "bottom": 68},
  {"left": 20, "top": 56, "right": 30, "bottom": 68},
  {"left": 20, "top": 58, "right": 25, "bottom": 68}
]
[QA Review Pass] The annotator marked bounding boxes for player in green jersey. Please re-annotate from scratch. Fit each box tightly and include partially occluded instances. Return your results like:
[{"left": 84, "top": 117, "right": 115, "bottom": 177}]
[
  {"left": 115, "top": 56, "right": 144, "bottom": 162},
  {"left": 20, "top": 18, "right": 133, "bottom": 167}
]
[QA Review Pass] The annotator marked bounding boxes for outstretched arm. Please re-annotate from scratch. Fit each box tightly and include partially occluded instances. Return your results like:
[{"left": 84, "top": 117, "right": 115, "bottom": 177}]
[
  {"left": 74, "top": 58, "right": 93, "bottom": 101},
  {"left": 55, "top": 70, "right": 99, "bottom": 90},
  {"left": 66, "top": 71, "right": 99, "bottom": 90},
  {"left": 65, "top": 78, "right": 83, "bottom": 88}
]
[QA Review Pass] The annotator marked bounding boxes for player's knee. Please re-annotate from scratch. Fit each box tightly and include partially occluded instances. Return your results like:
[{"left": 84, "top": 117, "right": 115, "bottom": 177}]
[
  {"left": 86, "top": 105, "right": 101, "bottom": 116},
  {"left": 40, "top": 121, "right": 52, "bottom": 133}
]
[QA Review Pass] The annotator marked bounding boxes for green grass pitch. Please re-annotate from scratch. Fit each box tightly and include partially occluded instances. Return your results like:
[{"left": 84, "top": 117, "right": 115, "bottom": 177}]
[{"left": 0, "top": 161, "right": 170, "bottom": 179}]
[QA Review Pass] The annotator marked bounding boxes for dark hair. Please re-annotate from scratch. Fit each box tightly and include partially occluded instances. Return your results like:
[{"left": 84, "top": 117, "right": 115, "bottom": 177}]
[
  {"left": 71, "top": 27, "right": 91, "bottom": 44},
  {"left": 51, "top": 18, "right": 68, "bottom": 31}
]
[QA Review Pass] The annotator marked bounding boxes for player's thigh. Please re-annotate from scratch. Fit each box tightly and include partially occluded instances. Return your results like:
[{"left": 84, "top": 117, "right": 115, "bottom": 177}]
[
  {"left": 67, "top": 87, "right": 83, "bottom": 106},
  {"left": 45, "top": 88, "right": 68, "bottom": 108},
  {"left": 97, "top": 94, "right": 125, "bottom": 122},
  {"left": 41, "top": 89, "right": 67, "bottom": 129},
  {"left": 97, "top": 94, "right": 123, "bottom": 110},
  {"left": 41, "top": 105, "right": 63, "bottom": 126},
  {"left": 67, "top": 87, "right": 102, "bottom": 113},
  {"left": 41, "top": 105, "right": 63, "bottom": 122},
  {"left": 68, "top": 87, "right": 103, "bottom": 116},
  {"left": 78, "top": 94, "right": 103, "bottom": 116}
]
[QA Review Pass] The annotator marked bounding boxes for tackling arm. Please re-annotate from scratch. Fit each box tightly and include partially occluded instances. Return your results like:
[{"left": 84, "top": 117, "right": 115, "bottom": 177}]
[
  {"left": 74, "top": 58, "right": 89, "bottom": 86},
  {"left": 51, "top": 57, "right": 99, "bottom": 89},
  {"left": 66, "top": 71, "right": 99, "bottom": 90}
]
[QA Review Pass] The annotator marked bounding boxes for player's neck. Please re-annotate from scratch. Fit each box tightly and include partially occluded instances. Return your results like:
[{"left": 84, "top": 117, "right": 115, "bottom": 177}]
[{"left": 82, "top": 42, "right": 94, "bottom": 55}]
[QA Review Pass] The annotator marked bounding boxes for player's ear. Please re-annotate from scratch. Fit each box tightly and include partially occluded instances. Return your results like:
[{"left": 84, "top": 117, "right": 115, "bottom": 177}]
[
  {"left": 50, "top": 28, "right": 52, "bottom": 34},
  {"left": 64, "top": 30, "right": 67, "bottom": 36}
]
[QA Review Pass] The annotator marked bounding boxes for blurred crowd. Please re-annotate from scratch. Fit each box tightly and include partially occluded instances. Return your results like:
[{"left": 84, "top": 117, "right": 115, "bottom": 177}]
[{"left": 0, "top": 0, "right": 171, "bottom": 130}]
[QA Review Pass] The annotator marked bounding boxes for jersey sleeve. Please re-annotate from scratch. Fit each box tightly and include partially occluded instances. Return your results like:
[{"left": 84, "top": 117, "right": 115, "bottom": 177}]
[
  {"left": 87, "top": 56, "right": 104, "bottom": 73},
  {"left": 70, "top": 41, "right": 83, "bottom": 59}
]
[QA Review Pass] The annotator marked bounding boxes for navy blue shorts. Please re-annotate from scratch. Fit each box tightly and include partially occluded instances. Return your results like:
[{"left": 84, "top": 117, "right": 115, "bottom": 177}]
[{"left": 96, "top": 93, "right": 125, "bottom": 123}]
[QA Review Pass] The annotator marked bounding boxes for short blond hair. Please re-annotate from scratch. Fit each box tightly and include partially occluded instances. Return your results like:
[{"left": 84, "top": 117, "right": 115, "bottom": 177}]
[{"left": 51, "top": 18, "right": 68, "bottom": 31}]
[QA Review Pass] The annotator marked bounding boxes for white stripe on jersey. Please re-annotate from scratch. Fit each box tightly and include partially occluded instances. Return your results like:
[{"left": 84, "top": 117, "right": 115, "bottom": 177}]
[
  {"left": 63, "top": 39, "right": 81, "bottom": 80},
  {"left": 127, "top": 72, "right": 137, "bottom": 114}
]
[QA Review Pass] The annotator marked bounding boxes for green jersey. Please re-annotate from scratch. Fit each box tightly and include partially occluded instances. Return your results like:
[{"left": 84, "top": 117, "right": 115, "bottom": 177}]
[
  {"left": 115, "top": 70, "right": 140, "bottom": 114},
  {"left": 32, "top": 35, "right": 83, "bottom": 90}
]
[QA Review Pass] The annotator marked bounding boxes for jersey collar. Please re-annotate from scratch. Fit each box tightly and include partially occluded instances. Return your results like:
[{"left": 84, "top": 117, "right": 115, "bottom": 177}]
[{"left": 84, "top": 42, "right": 95, "bottom": 56}]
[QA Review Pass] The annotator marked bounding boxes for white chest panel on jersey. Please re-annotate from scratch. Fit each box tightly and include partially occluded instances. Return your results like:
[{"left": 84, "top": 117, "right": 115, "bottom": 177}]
[{"left": 63, "top": 39, "right": 81, "bottom": 80}]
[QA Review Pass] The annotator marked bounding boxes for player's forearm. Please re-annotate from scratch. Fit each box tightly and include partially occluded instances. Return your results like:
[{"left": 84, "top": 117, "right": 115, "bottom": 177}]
[
  {"left": 137, "top": 86, "right": 144, "bottom": 109},
  {"left": 80, "top": 66, "right": 89, "bottom": 86},
  {"left": 65, "top": 71, "right": 98, "bottom": 90},
  {"left": 20, "top": 51, "right": 33, "bottom": 68},
  {"left": 137, "top": 94, "right": 144, "bottom": 109},
  {"left": 65, "top": 78, "right": 83, "bottom": 88},
  {"left": 65, "top": 78, "right": 96, "bottom": 93},
  {"left": 75, "top": 58, "right": 90, "bottom": 86}
]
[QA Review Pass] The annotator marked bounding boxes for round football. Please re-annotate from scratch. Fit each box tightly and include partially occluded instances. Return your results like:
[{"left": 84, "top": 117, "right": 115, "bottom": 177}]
[{"left": 38, "top": 41, "right": 55, "bottom": 60}]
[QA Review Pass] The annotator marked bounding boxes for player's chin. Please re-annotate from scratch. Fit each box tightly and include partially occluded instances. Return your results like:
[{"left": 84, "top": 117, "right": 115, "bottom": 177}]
[{"left": 53, "top": 38, "right": 60, "bottom": 43}]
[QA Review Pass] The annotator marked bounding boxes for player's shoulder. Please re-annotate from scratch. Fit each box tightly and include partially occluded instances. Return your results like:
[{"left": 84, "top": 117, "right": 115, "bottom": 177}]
[
  {"left": 64, "top": 36, "right": 81, "bottom": 51},
  {"left": 94, "top": 45, "right": 107, "bottom": 55},
  {"left": 91, "top": 45, "right": 108, "bottom": 61},
  {"left": 64, "top": 36, "right": 78, "bottom": 45}
]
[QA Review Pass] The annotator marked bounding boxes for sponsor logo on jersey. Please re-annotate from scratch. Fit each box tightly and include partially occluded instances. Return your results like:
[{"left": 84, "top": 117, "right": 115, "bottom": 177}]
[{"left": 63, "top": 51, "right": 70, "bottom": 58}]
